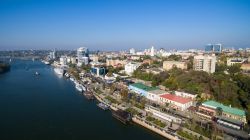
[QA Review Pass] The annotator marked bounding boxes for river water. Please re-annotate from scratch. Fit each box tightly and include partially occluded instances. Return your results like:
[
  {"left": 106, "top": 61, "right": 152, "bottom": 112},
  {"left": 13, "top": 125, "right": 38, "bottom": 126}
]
[{"left": 0, "top": 59, "right": 165, "bottom": 140}]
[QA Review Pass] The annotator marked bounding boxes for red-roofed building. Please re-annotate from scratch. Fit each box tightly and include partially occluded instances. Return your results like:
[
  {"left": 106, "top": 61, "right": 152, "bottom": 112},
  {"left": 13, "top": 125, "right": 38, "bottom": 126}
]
[{"left": 160, "top": 94, "right": 193, "bottom": 111}]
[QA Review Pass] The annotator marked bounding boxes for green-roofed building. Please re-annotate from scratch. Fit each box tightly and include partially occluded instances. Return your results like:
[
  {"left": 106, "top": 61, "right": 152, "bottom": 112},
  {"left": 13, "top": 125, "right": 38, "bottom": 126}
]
[
  {"left": 128, "top": 83, "right": 159, "bottom": 97},
  {"left": 199, "top": 100, "right": 247, "bottom": 124}
]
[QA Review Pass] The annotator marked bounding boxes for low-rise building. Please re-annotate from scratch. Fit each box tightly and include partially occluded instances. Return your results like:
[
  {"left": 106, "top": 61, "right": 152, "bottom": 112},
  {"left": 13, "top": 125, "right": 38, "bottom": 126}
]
[
  {"left": 143, "top": 59, "right": 153, "bottom": 65},
  {"left": 159, "top": 94, "right": 193, "bottom": 111},
  {"left": 124, "top": 62, "right": 141, "bottom": 75},
  {"left": 241, "top": 63, "right": 250, "bottom": 73},
  {"left": 90, "top": 55, "right": 99, "bottom": 62},
  {"left": 130, "top": 55, "right": 141, "bottom": 60},
  {"left": 197, "top": 100, "right": 247, "bottom": 124},
  {"left": 163, "top": 61, "right": 187, "bottom": 71},
  {"left": 174, "top": 91, "right": 197, "bottom": 100},
  {"left": 145, "top": 68, "right": 164, "bottom": 75},
  {"left": 146, "top": 89, "right": 167, "bottom": 103},
  {"left": 145, "top": 105, "right": 182, "bottom": 124},
  {"left": 106, "top": 59, "right": 127, "bottom": 68},
  {"left": 128, "top": 83, "right": 158, "bottom": 97},
  {"left": 227, "top": 58, "right": 246, "bottom": 66}
]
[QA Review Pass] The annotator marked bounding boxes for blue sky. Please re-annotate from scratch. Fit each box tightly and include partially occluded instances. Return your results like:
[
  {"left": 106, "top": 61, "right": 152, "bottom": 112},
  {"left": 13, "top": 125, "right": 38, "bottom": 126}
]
[{"left": 0, "top": 0, "right": 250, "bottom": 51}]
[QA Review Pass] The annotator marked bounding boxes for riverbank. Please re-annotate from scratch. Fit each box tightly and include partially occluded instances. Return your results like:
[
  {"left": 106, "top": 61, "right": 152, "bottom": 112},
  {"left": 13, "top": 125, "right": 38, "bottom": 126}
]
[
  {"left": 0, "top": 62, "right": 10, "bottom": 74},
  {"left": 0, "top": 59, "right": 167, "bottom": 140},
  {"left": 132, "top": 116, "right": 179, "bottom": 140}
]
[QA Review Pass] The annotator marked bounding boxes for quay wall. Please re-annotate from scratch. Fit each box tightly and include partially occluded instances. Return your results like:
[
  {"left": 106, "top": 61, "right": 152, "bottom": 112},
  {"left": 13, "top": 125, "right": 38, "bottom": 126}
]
[{"left": 132, "top": 117, "right": 179, "bottom": 140}]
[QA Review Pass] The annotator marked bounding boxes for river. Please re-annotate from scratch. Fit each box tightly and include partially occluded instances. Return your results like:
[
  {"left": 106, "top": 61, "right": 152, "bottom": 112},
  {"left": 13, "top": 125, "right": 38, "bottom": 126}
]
[{"left": 0, "top": 59, "right": 165, "bottom": 140}]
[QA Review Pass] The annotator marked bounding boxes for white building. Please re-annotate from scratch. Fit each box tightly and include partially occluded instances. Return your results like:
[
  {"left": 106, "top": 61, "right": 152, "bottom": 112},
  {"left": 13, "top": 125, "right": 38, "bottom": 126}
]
[
  {"left": 193, "top": 54, "right": 216, "bottom": 73},
  {"left": 124, "top": 62, "right": 141, "bottom": 75},
  {"left": 49, "top": 50, "right": 56, "bottom": 60},
  {"left": 129, "top": 48, "right": 136, "bottom": 55},
  {"left": 145, "top": 105, "right": 182, "bottom": 124},
  {"left": 77, "top": 47, "right": 89, "bottom": 66},
  {"left": 146, "top": 89, "right": 167, "bottom": 103},
  {"left": 59, "top": 56, "right": 67, "bottom": 66},
  {"left": 227, "top": 58, "right": 246, "bottom": 66},
  {"left": 150, "top": 46, "right": 155, "bottom": 56},
  {"left": 70, "top": 57, "right": 77, "bottom": 64},
  {"left": 89, "top": 55, "right": 99, "bottom": 62},
  {"left": 174, "top": 91, "right": 197, "bottom": 100},
  {"left": 159, "top": 94, "right": 193, "bottom": 111}
]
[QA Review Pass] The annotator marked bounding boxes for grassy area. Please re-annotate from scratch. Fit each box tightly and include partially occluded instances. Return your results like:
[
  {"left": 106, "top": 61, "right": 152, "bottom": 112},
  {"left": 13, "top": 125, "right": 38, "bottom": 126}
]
[
  {"left": 183, "top": 122, "right": 211, "bottom": 138},
  {"left": 134, "top": 103, "right": 145, "bottom": 109},
  {"left": 93, "top": 88, "right": 102, "bottom": 94},
  {"left": 177, "top": 130, "right": 204, "bottom": 140},
  {"left": 126, "top": 107, "right": 139, "bottom": 115},
  {"left": 105, "top": 96, "right": 118, "bottom": 104},
  {"left": 146, "top": 116, "right": 166, "bottom": 128}
]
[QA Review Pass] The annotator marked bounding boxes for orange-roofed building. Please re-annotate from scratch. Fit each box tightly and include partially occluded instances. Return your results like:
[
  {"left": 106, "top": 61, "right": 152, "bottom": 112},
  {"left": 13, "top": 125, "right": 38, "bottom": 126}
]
[{"left": 159, "top": 94, "right": 193, "bottom": 111}]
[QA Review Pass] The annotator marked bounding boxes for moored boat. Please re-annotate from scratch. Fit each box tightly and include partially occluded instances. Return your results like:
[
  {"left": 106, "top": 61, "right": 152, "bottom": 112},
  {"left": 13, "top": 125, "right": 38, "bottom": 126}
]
[
  {"left": 75, "top": 83, "right": 83, "bottom": 92},
  {"left": 97, "top": 102, "right": 109, "bottom": 110},
  {"left": 111, "top": 109, "right": 131, "bottom": 124},
  {"left": 54, "top": 67, "right": 64, "bottom": 75},
  {"left": 64, "top": 72, "right": 70, "bottom": 78}
]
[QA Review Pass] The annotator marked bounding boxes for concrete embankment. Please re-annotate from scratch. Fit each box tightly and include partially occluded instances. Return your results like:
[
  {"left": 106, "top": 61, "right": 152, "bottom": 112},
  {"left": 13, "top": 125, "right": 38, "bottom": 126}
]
[{"left": 132, "top": 117, "right": 179, "bottom": 140}]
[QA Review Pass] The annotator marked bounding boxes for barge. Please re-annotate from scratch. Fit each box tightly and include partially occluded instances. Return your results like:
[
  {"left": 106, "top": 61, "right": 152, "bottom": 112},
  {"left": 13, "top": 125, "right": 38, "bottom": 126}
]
[{"left": 111, "top": 109, "right": 131, "bottom": 124}]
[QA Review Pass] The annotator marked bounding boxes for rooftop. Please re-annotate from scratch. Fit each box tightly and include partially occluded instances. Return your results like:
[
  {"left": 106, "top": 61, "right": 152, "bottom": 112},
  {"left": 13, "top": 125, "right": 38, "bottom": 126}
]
[
  {"left": 160, "top": 94, "right": 192, "bottom": 104},
  {"left": 129, "top": 83, "right": 159, "bottom": 91},
  {"left": 148, "top": 89, "right": 167, "bottom": 95},
  {"left": 202, "top": 100, "right": 245, "bottom": 117}
]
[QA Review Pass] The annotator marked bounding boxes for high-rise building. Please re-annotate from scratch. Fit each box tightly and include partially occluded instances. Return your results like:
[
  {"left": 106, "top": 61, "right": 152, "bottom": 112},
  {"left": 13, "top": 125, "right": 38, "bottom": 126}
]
[
  {"left": 150, "top": 46, "right": 155, "bottom": 56},
  {"left": 193, "top": 54, "right": 216, "bottom": 73},
  {"left": 77, "top": 47, "right": 89, "bottom": 66},
  {"left": 59, "top": 56, "right": 67, "bottom": 66},
  {"left": 130, "top": 48, "right": 136, "bottom": 55},
  {"left": 49, "top": 49, "right": 57, "bottom": 60},
  {"left": 205, "top": 44, "right": 222, "bottom": 53}
]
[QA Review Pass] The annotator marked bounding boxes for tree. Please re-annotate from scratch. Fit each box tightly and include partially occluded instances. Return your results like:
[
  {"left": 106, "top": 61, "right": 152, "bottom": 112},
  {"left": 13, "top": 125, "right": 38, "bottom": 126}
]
[
  {"left": 187, "top": 56, "right": 194, "bottom": 70},
  {"left": 215, "top": 64, "right": 227, "bottom": 73},
  {"left": 120, "top": 89, "right": 128, "bottom": 101},
  {"left": 228, "top": 64, "right": 241, "bottom": 75},
  {"left": 167, "top": 54, "right": 182, "bottom": 61},
  {"left": 109, "top": 84, "right": 116, "bottom": 94},
  {"left": 106, "top": 71, "right": 113, "bottom": 77}
]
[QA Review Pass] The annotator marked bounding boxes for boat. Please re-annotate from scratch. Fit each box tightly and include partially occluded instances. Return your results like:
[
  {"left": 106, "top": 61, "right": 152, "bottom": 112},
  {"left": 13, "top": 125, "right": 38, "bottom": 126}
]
[
  {"left": 64, "top": 72, "right": 70, "bottom": 78},
  {"left": 97, "top": 102, "right": 109, "bottom": 110},
  {"left": 75, "top": 83, "right": 83, "bottom": 92},
  {"left": 111, "top": 109, "right": 132, "bottom": 124},
  {"left": 44, "top": 61, "right": 50, "bottom": 65},
  {"left": 81, "top": 84, "right": 86, "bottom": 91},
  {"left": 35, "top": 71, "right": 40, "bottom": 75},
  {"left": 54, "top": 67, "right": 64, "bottom": 75},
  {"left": 70, "top": 77, "right": 75, "bottom": 82},
  {"left": 84, "top": 91, "right": 95, "bottom": 100}
]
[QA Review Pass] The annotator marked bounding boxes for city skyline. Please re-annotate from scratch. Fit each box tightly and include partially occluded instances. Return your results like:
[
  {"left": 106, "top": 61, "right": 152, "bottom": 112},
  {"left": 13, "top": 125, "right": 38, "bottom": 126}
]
[{"left": 0, "top": 0, "right": 250, "bottom": 50}]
